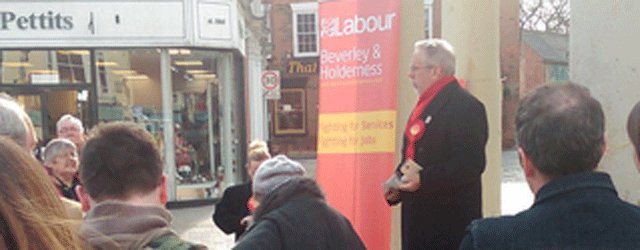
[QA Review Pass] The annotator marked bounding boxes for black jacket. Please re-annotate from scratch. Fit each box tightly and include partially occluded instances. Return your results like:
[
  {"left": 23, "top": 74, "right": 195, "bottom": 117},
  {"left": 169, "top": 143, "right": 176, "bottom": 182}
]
[
  {"left": 396, "top": 80, "right": 488, "bottom": 249},
  {"left": 55, "top": 175, "right": 81, "bottom": 201},
  {"left": 461, "top": 172, "right": 640, "bottom": 249},
  {"left": 213, "top": 182, "right": 252, "bottom": 240},
  {"left": 233, "top": 178, "right": 365, "bottom": 250}
]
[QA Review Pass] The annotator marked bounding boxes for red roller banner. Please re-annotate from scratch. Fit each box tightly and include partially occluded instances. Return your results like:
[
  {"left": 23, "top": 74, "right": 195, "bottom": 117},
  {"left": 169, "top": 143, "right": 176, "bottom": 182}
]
[{"left": 317, "top": 1, "right": 400, "bottom": 249}]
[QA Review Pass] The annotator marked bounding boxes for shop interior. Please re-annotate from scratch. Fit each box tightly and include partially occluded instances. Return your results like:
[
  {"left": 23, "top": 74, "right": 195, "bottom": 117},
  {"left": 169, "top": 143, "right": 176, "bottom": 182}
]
[{"left": 0, "top": 49, "right": 227, "bottom": 201}]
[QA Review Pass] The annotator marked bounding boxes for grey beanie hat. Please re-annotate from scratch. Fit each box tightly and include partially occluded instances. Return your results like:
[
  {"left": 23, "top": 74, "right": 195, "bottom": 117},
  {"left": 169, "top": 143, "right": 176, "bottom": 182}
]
[{"left": 252, "top": 155, "right": 306, "bottom": 200}]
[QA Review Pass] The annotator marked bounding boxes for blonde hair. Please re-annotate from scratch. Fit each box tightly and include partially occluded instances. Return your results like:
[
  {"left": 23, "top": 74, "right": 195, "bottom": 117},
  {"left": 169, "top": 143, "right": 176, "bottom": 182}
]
[
  {"left": 0, "top": 137, "right": 82, "bottom": 249},
  {"left": 247, "top": 139, "right": 271, "bottom": 162}
]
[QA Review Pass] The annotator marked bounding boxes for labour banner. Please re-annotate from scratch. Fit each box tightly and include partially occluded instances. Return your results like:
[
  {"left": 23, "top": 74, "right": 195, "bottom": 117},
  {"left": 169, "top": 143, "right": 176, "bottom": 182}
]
[{"left": 317, "top": 1, "right": 400, "bottom": 249}]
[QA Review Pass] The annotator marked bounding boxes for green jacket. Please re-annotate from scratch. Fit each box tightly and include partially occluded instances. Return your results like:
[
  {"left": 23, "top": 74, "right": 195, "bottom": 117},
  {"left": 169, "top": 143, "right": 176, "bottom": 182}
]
[{"left": 144, "top": 234, "right": 207, "bottom": 250}]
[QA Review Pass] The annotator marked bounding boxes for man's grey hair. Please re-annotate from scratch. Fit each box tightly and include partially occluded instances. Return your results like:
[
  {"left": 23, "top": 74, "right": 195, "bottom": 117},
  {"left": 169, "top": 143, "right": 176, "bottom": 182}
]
[
  {"left": 0, "top": 94, "right": 30, "bottom": 149},
  {"left": 414, "top": 39, "right": 456, "bottom": 76},
  {"left": 43, "top": 138, "right": 77, "bottom": 164},
  {"left": 56, "top": 114, "right": 84, "bottom": 133}
]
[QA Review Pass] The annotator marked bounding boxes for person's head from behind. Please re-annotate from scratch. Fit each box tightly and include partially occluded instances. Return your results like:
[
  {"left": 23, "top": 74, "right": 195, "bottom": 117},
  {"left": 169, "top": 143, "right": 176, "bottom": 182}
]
[
  {"left": 252, "top": 155, "right": 306, "bottom": 202},
  {"left": 627, "top": 101, "right": 640, "bottom": 170},
  {"left": 43, "top": 138, "right": 79, "bottom": 182},
  {"left": 410, "top": 39, "right": 456, "bottom": 94},
  {"left": 78, "top": 122, "right": 165, "bottom": 210},
  {"left": 0, "top": 136, "right": 81, "bottom": 249},
  {"left": 0, "top": 94, "right": 37, "bottom": 152},
  {"left": 56, "top": 114, "right": 85, "bottom": 148},
  {"left": 246, "top": 139, "right": 271, "bottom": 179},
  {"left": 516, "top": 83, "right": 605, "bottom": 192}
]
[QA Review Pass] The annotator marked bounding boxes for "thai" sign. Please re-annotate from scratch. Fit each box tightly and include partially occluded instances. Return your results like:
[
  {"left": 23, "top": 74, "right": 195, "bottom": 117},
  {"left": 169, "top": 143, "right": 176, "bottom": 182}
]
[{"left": 287, "top": 59, "right": 318, "bottom": 75}]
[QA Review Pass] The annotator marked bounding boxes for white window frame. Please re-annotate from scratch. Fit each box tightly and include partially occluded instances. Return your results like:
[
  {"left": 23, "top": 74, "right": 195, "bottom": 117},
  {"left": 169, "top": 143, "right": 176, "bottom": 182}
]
[
  {"left": 424, "top": 0, "right": 433, "bottom": 39},
  {"left": 290, "top": 2, "right": 319, "bottom": 57}
]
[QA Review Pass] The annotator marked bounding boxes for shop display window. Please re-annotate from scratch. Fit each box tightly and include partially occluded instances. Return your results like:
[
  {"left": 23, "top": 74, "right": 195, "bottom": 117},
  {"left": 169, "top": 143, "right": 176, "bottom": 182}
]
[
  {"left": 0, "top": 49, "right": 92, "bottom": 141},
  {"left": 0, "top": 50, "right": 91, "bottom": 84},
  {"left": 1, "top": 48, "right": 238, "bottom": 202},
  {"left": 95, "top": 49, "right": 224, "bottom": 201},
  {"left": 274, "top": 88, "right": 306, "bottom": 135}
]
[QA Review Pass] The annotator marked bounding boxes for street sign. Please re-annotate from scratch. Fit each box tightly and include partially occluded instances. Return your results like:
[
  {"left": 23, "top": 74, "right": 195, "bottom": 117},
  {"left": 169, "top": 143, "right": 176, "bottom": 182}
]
[{"left": 261, "top": 70, "right": 280, "bottom": 99}]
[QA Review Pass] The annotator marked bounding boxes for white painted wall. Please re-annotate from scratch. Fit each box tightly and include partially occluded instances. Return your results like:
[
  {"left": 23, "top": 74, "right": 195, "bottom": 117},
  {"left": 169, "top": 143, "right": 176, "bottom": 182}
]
[{"left": 571, "top": 1, "right": 640, "bottom": 205}]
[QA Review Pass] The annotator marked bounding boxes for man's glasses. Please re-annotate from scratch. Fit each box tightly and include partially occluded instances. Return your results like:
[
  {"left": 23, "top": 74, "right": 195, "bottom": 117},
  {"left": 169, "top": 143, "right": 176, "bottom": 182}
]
[
  {"left": 58, "top": 126, "right": 81, "bottom": 133},
  {"left": 409, "top": 65, "right": 435, "bottom": 72}
]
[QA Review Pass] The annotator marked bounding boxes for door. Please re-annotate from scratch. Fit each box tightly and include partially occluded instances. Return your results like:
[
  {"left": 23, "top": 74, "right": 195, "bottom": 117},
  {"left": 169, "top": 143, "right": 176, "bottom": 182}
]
[{"left": 5, "top": 88, "right": 90, "bottom": 143}]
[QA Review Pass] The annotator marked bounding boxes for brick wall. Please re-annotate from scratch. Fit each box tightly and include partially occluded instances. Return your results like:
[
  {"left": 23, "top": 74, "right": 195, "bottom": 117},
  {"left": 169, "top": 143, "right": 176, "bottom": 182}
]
[
  {"left": 520, "top": 43, "right": 545, "bottom": 97},
  {"left": 500, "top": 0, "right": 521, "bottom": 148},
  {"left": 267, "top": 0, "right": 319, "bottom": 157}
]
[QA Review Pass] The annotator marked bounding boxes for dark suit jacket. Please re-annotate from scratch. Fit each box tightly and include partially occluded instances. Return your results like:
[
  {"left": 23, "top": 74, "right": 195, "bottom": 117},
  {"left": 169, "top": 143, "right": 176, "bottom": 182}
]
[
  {"left": 396, "top": 80, "right": 488, "bottom": 249},
  {"left": 460, "top": 172, "right": 640, "bottom": 249},
  {"left": 213, "top": 182, "right": 252, "bottom": 240}
]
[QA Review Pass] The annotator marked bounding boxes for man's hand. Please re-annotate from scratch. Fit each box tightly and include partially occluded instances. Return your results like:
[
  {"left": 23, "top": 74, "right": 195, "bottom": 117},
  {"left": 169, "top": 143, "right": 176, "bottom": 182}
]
[
  {"left": 385, "top": 188, "right": 401, "bottom": 205},
  {"left": 398, "top": 173, "right": 420, "bottom": 192},
  {"left": 240, "top": 215, "right": 254, "bottom": 227}
]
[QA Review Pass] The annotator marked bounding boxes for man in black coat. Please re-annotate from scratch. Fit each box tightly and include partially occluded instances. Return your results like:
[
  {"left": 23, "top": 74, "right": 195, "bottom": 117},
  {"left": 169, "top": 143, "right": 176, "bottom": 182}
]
[
  {"left": 461, "top": 84, "right": 640, "bottom": 249},
  {"left": 384, "top": 39, "right": 488, "bottom": 249}
]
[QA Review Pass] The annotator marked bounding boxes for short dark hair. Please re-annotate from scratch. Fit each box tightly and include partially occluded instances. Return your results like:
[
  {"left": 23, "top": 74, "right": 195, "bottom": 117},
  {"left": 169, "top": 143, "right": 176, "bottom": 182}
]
[
  {"left": 628, "top": 101, "right": 640, "bottom": 159},
  {"left": 516, "top": 83, "right": 605, "bottom": 177},
  {"left": 80, "top": 122, "right": 162, "bottom": 201}
]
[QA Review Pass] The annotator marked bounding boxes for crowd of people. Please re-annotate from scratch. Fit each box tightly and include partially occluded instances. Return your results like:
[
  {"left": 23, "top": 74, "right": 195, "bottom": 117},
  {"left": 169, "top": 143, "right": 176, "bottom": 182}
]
[{"left": 2, "top": 38, "right": 640, "bottom": 249}]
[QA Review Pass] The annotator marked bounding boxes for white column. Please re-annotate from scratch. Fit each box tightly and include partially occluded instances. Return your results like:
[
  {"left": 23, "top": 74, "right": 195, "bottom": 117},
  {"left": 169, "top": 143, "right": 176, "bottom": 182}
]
[
  {"left": 218, "top": 53, "right": 238, "bottom": 187},
  {"left": 248, "top": 41, "right": 268, "bottom": 141},
  {"left": 571, "top": 1, "right": 640, "bottom": 205},
  {"left": 391, "top": 2, "right": 426, "bottom": 249},
  {"left": 160, "top": 49, "right": 176, "bottom": 200},
  {"left": 442, "top": 0, "right": 502, "bottom": 217}
]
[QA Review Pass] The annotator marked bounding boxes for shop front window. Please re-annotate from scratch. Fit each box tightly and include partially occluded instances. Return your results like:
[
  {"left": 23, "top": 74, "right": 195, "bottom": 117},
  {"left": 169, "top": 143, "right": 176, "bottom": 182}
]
[
  {"left": 0, "top": 50, "right": 91, "bottom": 84},
  {"left": 0, "top": 49, "right": 93, "bottom": 143},
  {"left": 95, "top": 49, "right": 224, "bottom": 201},
  {"left": 170, "top": 49, "right": 221, "bottom": 197}
]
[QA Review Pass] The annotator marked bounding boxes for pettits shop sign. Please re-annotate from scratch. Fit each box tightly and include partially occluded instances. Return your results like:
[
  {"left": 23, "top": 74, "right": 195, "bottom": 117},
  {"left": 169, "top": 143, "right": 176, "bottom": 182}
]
[
  {"left": 0, "top": 11, "right": 73, "bottom": 31},
  {"left": 0, "top": 5, "right": 92, "bottom": 38}
]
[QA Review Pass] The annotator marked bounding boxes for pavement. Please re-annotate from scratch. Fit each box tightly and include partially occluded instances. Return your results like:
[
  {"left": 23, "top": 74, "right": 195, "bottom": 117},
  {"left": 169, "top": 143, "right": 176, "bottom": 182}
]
[
  {"left": 170, "top": 205, "right": 233, "bottom": 249},
  {"left": 500, "top": 149, "right": 534, "bottom": 215},
  {"left": 170, "top": 151, "right": 532, "bottom": 249}
]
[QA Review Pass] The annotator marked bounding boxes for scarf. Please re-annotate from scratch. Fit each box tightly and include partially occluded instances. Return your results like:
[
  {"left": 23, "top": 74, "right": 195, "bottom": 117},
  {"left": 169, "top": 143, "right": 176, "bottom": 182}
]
[
  {"left": 404, "top": 75, "right": 456, "bottom": 160},
  {"left": 80, "top": 200, "right": 176, "bottom": 249}
]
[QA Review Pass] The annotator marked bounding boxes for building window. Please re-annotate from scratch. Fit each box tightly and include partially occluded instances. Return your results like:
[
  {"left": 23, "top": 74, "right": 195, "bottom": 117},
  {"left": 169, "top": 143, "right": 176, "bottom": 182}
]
[
  {"left": 291, "top": 2, "right": 319, "bottom": 57},
  {"left": 95, "top": 49, "right": 235, "bottom": 201},
  {"left": 0, "top": 50, "right": 90, "bottom": 85},
  {"left": 274, "top": 88, "right": 306, "bottom": 135},
  {"left": 424, "top": 0, "right": 433, "bottom": 39},
  {"left": 546, "top": 63, "right": 569, "bottom": 84},
  {"left": 57, "top": 51, "right": 87, "bottom": 83}
]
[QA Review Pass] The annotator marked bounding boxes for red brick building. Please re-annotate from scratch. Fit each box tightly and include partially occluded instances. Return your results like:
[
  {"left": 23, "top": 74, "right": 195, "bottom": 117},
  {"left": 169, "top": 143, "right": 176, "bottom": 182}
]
[
  {"left": 265, "top": 0, "right": 319, "bottom": 157},
  {"left": 500, "top": 0, "right": 522, "bottom": 148},
  {"left": 520, "top": 30, "right": 569, "bottom": 96}
]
